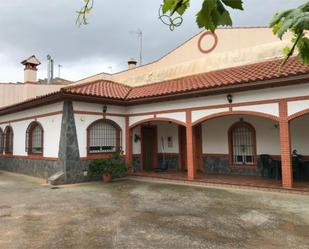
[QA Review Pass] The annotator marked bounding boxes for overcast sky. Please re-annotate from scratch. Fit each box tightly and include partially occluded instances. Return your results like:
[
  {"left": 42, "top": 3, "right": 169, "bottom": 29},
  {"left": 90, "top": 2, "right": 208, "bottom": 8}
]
[{"left": 0, "top": 0, "right": 306, "bottom": 83}]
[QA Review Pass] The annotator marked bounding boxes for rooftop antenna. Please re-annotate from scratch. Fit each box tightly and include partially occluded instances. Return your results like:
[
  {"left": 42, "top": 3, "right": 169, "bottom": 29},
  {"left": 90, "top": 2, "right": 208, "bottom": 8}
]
[
  {"left": 130, "top": 28, "right": 143, "bottom": 66},
  {"left": 47, "top": 55, "right": 54, "bottom": 84},
  {"left": 58, "top": 64, "right": 63, "bottom": 78}
]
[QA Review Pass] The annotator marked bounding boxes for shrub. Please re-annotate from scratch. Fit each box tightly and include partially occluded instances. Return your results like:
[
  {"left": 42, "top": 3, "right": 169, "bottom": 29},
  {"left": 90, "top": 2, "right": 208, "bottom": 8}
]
[{"left": 89, "top": 153, "right": 127, "bottom": 177}]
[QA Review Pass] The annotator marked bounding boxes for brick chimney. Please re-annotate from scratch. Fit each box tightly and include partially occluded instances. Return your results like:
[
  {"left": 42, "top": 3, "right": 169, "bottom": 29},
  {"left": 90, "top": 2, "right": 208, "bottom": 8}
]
[
  {"left": 128, "top": 58, "right": 137, "bottom": 69},
  {"left": 21, "top": 55, "right": 41, "bottom": 83}
]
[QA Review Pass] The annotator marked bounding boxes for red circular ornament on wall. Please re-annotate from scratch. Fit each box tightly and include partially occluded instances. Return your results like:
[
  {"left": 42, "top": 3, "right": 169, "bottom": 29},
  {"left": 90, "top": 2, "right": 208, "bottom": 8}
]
[{"left": 198, "top": 31, "right": 218, "bottom": 54}]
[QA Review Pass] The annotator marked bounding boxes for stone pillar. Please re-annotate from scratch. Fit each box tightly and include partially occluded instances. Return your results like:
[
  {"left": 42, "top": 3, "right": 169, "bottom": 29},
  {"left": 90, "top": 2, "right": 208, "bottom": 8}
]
[
  {"left": 125, "top": 116, "right": 133, "bottom": 171},
  {"left": 58, "top": 100, "right": 81, "bottom": 183},
  {"left": 186, "top": 111, "right": 196, "bottom": 180},
  {"left": 279, "top": 101, "right": 293, "bottom": 188}
]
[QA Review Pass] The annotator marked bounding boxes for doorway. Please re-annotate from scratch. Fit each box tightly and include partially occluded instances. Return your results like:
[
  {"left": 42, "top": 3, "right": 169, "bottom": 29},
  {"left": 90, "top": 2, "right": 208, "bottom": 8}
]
[{"left": 141, "top": 126, "right": 158, "bottom": 171}]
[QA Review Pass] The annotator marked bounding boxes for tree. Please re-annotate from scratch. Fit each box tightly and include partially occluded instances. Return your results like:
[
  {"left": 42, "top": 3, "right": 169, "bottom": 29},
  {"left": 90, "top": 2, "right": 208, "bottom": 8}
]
[{"left": 76, "top": 0, "right": 309, "bottom": 64}]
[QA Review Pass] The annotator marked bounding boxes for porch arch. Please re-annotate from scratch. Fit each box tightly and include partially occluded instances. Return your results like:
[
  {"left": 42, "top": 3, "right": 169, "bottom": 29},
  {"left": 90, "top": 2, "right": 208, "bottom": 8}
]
[
  {"left": 288, "top": 108, "right": 309, "bottom": 121},
  {"left": 192, "top": 111, "right": 281, "bottom": 180},
  {"left": 129, "top": 118, "right": 187, "bottom": 173},
  {"left": 129, "top": 117, "right": 186, "bottom": 129},
  {"left": 192, "top": 110, "right": 279, "bottom": 126}
]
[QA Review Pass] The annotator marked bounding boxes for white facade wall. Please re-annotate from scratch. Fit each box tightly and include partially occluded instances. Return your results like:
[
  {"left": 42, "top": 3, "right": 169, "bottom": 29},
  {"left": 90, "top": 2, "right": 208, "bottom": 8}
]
[
  {"left": 73, "top": 101, "right": 126, "bottom": 114},
  {"left": 127, "top": 82, "right": 309, "bottom": 115},
  {"left": 202, "top": 115, "right": 280, "bottom": 155},
  {"left": 0, "top": 102, "right": 63, "bottom": 157},
  {"left": 290, "top": 115, "right": 309, "bottom": 155},
  {"left": 288, "top": 99, "right": 309, "bottom": 116},
  {"left": 132, "top": 126, "right": 141, "bottom": 154},
  {"left": 202, "top": 115, "right": 309, "bottom": 156},
  {"left": 157, "top": 122, "right": 179, "bottom": 153}
]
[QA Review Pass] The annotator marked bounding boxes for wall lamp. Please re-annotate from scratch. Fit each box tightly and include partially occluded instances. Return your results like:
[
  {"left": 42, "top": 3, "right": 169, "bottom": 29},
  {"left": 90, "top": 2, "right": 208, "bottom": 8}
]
[
  {"left": 226, "top": 94, "right": 233, "bottom": 104},
  {"left": 103, "top": 105, "right": 107, "bottom": 114}
]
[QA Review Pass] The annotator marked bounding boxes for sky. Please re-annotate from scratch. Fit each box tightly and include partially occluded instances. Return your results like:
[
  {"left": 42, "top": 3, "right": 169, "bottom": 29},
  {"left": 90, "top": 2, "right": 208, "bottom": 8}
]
[{"left": 0, "top": 0, "right": 306, "bottom": 83}]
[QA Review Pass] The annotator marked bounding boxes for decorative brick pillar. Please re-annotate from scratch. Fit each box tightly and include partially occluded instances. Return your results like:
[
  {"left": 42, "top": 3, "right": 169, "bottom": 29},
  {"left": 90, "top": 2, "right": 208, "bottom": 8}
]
[
  {"left": 186, "top": 111, "right": 196, "bottom": 180},
  {"left": 125, "top": 116, "right": 133, "bottom": 171},
  {"left": 279, "top": 101, "right": 293, "bottom": 188}
]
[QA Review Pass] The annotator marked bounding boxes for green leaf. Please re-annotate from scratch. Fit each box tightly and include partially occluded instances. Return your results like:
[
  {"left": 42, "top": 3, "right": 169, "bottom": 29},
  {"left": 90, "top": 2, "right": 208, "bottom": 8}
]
[
  {"left": 196, "top": 0, "right": 217, "bottom": 31},
  {"left": 293, "top": 13, "right": 309, "bottom": 33},
  {"left": 215, "top": 0, "right": 232, "bottom": 26},
  {"left": 162, "top": 0, "right": 190, "bottom": 15},
  {"left": 218, "top": 10, "right": 232, "bottom": 26},
  {"left": 282, "top": 46, "right": 291, "bottom": 56},
  {"left": 269, "top": 10, "right": 293, "bottom": 28},
  {"left": 277, "top": 18, "right": 293, "bottom": 39},
  {"left": 162, "top": 0, "right": 176, "bottom": 13},
  {"left": 174, "top": 0, "right": 190, "bottom": 15},
  {"left": 269, "top": 1, "right": 309, "bottom": 64},
  {"left": 221, "top": 0, "right": 243, "bottom": 10},
  {"left": 297, "top": 37, "right": 309, "bottom": 64}
]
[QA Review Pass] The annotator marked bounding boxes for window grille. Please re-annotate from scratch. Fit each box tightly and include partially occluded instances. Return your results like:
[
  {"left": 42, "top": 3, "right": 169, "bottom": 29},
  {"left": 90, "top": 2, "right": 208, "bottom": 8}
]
[
  {"left": 0, "top": 128, "right": 3, "bottom": 153},
  {"left": 231, "top": 123, "right": 254, "bottom": 165},
  {"left": 26, "top": 122, "right": 43, "bottom": 154},
  {"left": 4, "top": 126, "right": 13, "bottom": 154},
  {"left": 88, "top": 120, "right": 121, "bottom": 154}
]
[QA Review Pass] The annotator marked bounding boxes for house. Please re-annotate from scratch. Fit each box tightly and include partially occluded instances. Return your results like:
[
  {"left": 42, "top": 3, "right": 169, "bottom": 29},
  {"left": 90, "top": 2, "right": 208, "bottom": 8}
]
[
  {"left": 0, "top": 55, "right": 71, "bottom": 108},
  {"left": 0, "top": 27, "right": 309, "bottom": 189}
]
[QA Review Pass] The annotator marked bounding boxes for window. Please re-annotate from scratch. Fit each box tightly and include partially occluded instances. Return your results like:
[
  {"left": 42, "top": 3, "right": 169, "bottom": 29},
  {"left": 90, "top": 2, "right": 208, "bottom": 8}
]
[
  {"left": 87, "top": 119, "right": 121, "bottom": 154},
  {"left": 229, "top": 121, "right": 256, "bottom": 165},
  {"left": 26, "top": 122, "right": 43, "bottom": 154},
  {"left": 4, "top": 126, "right": 13, "bottom": 154},
  {"left": 0, "top": 128, "right": 4, "bottom": 154}
]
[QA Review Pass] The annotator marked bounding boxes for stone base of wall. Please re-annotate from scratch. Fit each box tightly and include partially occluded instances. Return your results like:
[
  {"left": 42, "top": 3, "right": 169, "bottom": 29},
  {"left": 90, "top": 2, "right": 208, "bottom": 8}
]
[
  {"left": 0, "top": 157, "right": 101, "bottom": 184},
  {"left": 65, "top": 159, "right": 100, "bottom": 184},
  {"left": 0, "top": 157, "right": 62, "bottom": 180},
  {"left": 133, "top": 154, "right": 180, "bottom": 172},
  {"left": 158, "top": 154, "right": 179, "bottom": 171},
  {"left": 133, "top": 155, "right": 142, "bottom": 172},
  {"left": 203, "top": 154, "right": 263, "bottom": 176}
]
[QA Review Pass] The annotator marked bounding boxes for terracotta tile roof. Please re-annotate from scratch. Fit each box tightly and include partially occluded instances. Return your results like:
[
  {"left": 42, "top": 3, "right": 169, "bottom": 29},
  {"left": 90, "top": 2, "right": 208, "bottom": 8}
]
[
  {"left": 62, "top": 57, "right": 309, "bottom": 101},
  {"left": 126, "top": 57, "right": 309, "bottom": 100},
  {"left": 62, "top": 80, "right": 131, "bottom": 100}
]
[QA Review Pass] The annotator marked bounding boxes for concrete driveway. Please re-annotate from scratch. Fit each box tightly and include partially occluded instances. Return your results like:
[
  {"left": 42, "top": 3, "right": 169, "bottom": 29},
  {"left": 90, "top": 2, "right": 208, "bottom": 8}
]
[{"left": 0, "top": 171, "right": 309, "bottom": 249}]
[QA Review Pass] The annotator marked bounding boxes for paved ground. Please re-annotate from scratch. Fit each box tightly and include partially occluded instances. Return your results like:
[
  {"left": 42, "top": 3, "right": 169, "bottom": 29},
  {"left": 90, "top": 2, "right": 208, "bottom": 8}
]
[{"left": 0, "top": 171, "right": 309, "bottom": 249}]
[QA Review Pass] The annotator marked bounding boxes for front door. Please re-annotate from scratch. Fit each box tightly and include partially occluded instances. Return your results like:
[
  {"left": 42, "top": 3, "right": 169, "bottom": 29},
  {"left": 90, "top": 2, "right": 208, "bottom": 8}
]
[{"left": 141, "top": 126, "right": 157, "bottom": 171}]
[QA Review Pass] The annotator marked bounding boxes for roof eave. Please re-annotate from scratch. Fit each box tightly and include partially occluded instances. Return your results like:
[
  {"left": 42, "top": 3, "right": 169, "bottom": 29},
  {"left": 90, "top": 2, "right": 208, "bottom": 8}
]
[
  {"left": 125, "top": 74, "right": 309, "bottom": 105},
  {"left": 0, "top": 73, "right": 308, "bottom": 116},
  {"left": 0, "top": 92, "right": 64, "bottom": 116}
]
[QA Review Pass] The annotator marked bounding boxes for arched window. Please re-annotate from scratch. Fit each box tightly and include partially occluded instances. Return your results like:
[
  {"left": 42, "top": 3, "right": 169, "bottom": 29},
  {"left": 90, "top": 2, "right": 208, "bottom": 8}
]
[
  {"left": 0, "top": 128, "right": 4, "bottom": 154},
  {"left": 26, "top": 122, "right": 44, "bottom": 154},
  {"left": 4, "top": 126, "right": 13, "bottom": 155},
  {"left": 87, "top": 119, "right": 121, "bottom": 154},
  {"left": 229, "top": 121, "right": 256, "bottom": 166}
]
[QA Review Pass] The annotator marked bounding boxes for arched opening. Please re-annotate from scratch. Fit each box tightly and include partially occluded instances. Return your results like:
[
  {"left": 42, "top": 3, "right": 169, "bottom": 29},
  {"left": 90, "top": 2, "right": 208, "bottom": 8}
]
[
  {"left": 4, "top": 126, "right": 14, "bottom": 155},
  {"left": 26, "top": 122, "right": 44, "bottom": 155},
  {"left": 0, "top": 128, "right": 4, "bottom": 154},
  {"left": 192, "top": 114, "right": 282, "bottom": 186},
  {"left": 87, "top": 119, "right": 122, "bottom": 155},
  {"left": 289, "top": 114, "right": 309, "bottom": 186},
  {"left": 129, "top": 119, "right": 187, "bottom": 173}
]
